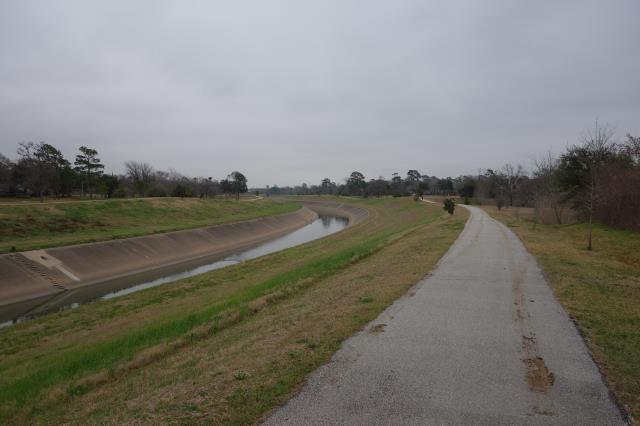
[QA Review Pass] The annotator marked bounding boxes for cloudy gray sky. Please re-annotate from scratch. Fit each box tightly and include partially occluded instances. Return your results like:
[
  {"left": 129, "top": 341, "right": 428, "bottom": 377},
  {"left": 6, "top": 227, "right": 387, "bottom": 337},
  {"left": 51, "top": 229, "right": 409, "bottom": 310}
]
[{"left": 1, "top": 1, "right": 639, "bottom": 186}]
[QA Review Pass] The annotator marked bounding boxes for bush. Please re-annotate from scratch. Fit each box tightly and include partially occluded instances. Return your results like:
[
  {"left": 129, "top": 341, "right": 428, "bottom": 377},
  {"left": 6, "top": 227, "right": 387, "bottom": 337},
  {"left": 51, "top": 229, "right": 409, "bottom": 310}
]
[
  {"left": 172, "top": 184, "right": 192, "bottom": 198},
  {"left": 113, "top": 186, "right": 127, "bottom": 198},
  {"left": 148, "top": 187, "right": 167, "bottom": 197},
  {"left": 443, "top": 198, "right": 455, "bottom": 215}
]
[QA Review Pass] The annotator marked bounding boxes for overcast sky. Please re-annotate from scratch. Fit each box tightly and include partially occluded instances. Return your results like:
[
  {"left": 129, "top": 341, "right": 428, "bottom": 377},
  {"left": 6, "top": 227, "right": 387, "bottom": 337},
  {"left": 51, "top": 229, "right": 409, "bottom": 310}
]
[{"left": 1, "top": 1, "right": 639, "bottom": 186}]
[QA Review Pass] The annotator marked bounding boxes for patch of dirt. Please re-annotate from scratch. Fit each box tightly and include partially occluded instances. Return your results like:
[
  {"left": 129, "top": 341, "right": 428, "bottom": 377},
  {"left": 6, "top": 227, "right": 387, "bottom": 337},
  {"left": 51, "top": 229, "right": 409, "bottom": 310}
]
[
  {"left": 522, "top": 334, "right": 536, "bottom": 353},
  {"left": 0, "top": 215, "right": 92, "bottom": 237},
  {"left": 531, "top": 405, "right": 556, "bottom": 416},
  {"left": 369, "top": 323, "right": 386, "bottom": 334},
  {"left": 504, "top": 230, "right": 556, "bottom": 401},
  {"left": 45, "top": 217, "right": 89, "bottom": 233},
  {"left": 524, "top": 356, "right": 555, "bottom": 393}
]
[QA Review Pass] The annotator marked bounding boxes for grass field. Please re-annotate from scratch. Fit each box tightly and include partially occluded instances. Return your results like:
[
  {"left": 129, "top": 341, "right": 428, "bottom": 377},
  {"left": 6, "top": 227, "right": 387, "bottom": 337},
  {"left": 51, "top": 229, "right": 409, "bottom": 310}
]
[
  {"left": 0, "top": 197, "right": 467, "bottom": 424},
  {"left": 0, "top": 197, "right": 298, "bottom": 253},
  {"left": 482, "top": 205, "right": 640, "bottom": 420}
]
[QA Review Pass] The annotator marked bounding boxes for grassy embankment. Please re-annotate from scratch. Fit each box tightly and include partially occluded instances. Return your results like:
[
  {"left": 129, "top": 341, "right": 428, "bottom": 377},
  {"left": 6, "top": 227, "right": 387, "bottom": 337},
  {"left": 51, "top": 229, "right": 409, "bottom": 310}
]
[
  {"left": 0, "top": 197, "right": 467, "bottom": 424},
  {"left": 0, "top": 197, "right": 297, "bottom": 253},
  {"left": 482, "top": 205, "right": 640, "bottom": 420}
]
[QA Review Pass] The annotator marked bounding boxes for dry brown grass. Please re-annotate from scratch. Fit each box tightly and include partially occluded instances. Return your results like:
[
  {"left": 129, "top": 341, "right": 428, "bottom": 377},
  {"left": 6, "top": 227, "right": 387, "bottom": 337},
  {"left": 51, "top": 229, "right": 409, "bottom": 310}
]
[
  {"left": 483, "top": 205, "right": 640, "bottom": 421},
  {"left": 0, "top": 197, "right": 467, "bottom": 424},
  {"left": 0, "top": 197, "right": 297, "bottom": 253}
]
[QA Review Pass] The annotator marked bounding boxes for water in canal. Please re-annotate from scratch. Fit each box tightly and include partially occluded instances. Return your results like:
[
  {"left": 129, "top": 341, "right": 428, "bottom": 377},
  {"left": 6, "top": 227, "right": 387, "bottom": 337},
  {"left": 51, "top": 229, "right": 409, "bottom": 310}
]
[{"left": 0, "top": 214, "right": 348, "bottom": 328}]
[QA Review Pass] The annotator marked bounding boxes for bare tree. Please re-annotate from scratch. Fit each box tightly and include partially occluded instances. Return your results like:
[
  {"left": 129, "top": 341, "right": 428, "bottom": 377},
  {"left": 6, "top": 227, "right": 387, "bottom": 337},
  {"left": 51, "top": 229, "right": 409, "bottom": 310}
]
[
  {"left": 500, "top": 163, "right": 524, "bottom": 207},
  {"left": 533, "top": 151, "right": 566, "bottom": 224},
  {"left": 125, "top": 161, "right": 154, "bottom": 197},
  {"left": 623, "top": 134, "right": 640, "bottom": 165},
  {"left": 558, "top": 122, "right": 617, "bottom": 250}
]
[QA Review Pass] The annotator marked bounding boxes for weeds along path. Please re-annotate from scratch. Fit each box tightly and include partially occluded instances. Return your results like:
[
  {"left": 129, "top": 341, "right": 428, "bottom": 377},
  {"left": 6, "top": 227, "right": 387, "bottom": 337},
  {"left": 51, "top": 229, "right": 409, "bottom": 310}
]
[
  {"left": 265, "top": 205, "right": 626, "bottom": 425},
  {"left": 0, "top": 197, "right": 466, "bottom": 424}
]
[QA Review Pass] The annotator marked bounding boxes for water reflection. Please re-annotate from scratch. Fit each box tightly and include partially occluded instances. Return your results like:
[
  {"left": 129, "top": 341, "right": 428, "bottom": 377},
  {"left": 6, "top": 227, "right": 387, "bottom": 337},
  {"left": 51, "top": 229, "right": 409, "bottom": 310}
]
[
  {"left": 0, "top": 215, "right": 348, "bottom": 328},
  {"left": 104, "top": 214, "right": 348, "bottom": 299},
  {"left": 321, "top": 215, "right": 335, "bottom": 227}
]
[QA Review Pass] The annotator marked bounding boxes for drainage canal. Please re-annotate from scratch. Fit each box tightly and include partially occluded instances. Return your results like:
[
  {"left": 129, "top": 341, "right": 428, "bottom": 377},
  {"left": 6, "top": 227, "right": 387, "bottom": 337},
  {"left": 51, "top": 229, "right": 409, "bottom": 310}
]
[{"left": 0, "top": 215, "right": 348, "bottom": 328}]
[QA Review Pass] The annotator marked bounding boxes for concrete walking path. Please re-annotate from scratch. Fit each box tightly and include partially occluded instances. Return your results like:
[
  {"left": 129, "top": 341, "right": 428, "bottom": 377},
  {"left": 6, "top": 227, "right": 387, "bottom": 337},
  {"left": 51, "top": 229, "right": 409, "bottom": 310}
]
[{"left": 264, "top": 205, "right": 626, "bottom": 425}]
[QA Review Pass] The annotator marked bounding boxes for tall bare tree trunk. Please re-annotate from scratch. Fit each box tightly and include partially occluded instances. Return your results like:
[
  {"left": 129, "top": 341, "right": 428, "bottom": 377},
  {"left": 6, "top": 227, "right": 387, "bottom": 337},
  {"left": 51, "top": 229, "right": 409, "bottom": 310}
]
[
  {"left": 588, "top": 209, "right": 593, "bottom": 251},
  {"left": 554, "top": 206, "right": 562, "bottom": 225},
  {"left": 587, "top": 184, "right": 594, "bottom": 251}
]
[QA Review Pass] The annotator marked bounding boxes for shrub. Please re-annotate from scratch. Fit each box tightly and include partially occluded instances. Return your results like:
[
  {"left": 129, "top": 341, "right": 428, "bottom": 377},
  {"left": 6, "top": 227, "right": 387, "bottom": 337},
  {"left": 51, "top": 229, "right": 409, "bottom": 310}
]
[
  {"left": 443, "top": 198, "right": 455, "bottom": 215},
  {"left": 172, "top": 184, "right": 192, "bottom": 198}
]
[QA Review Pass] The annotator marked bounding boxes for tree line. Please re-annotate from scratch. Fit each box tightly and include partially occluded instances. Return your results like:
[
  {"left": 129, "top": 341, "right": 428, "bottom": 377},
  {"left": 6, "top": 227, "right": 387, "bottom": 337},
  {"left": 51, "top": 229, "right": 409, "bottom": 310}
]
[
  {"left": 256, "top": 123, "right": 639, "bottom": 235},
  {"left": 257, "top": 171, "right": 459, "bottom": 198},
  {"left": 473, "top": 125, "right": 639, "bottom": 237},
  {"left": 0, "top": 142, "right": 248, "bottom": 200},
  {"left": 2, "top": 123, "right": 638, "bottom": 236}
]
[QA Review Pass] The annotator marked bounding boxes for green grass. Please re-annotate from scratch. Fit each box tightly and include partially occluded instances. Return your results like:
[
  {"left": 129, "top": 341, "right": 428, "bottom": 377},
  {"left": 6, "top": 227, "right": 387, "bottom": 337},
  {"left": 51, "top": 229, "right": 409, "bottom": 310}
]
[
  {"left": 483, "top": 205, "right": 640, "bottom": 420},
  {"left": 0, "top": 230, "right": 395, "bottom": 406},
  {"left": 0, "top": 197, "right": 468, "bottom": 424},
  {"left": 0, "top": 205, "right": 416, "bottom": 406},
  {"left": 0, "top": 197, "right": 299, "bottom": 253}
]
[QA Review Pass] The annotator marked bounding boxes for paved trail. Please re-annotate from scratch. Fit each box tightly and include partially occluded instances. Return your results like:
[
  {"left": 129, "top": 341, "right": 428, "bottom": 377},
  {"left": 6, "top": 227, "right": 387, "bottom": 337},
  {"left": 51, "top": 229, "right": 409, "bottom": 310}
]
[{"left": 265, "top": 206, "right": 625, "bottom": 425}]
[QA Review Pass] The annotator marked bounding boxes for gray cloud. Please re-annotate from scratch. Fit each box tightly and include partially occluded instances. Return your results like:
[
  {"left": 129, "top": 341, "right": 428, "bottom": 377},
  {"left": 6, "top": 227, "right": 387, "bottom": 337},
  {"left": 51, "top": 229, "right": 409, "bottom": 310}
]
[{"left": 1, "top": 0, "right": 639, "bottom": 186}]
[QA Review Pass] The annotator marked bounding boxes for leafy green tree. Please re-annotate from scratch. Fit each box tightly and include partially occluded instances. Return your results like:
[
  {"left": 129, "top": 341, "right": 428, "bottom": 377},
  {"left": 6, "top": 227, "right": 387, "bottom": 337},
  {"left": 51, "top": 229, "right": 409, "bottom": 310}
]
[
  {"left": 58, "top": 165, "right": 77, "bottom": 198},
  {"left": 36, "top": 143, "right": 70, "bottom": 198},
  {"left": 74, "top": 146, "right": 104, "bottom": 198},
  {"left": 172, "top": 184, "right": 192, "bottom": 198},
  {"left": 458, "top": 177, "right": 476, "bottom": 198},
  {"left": 390, "top": 172, "right": 403, "bottom": 196},
  {"left": 320, "top": 178, "right": 336, "bottom": 195},
  {"left": 17, "top": 142, "right": 71, "bottom": 199},
  {"left": 98, "top": 174, "right": 120, "bottom": 198},
  {"left": 0, "top": 153, "right": 14, "bottom": 196},
  {"left": 406, "top": 169, "right": 421, "bottom": 193},
  {"left": 418, "top": 178, "right": 430, "bottom": 195},
  {"left": 367, "top": 177, "right": 389, "bottom": 197},
  {"left": 346, "top": 171, "right": 366, "bottom": 196},
  {"left": 437, "top": 177, "right": 454, "bottom": 194},
  {"left": 226, "top": 171, "right": 247, "bottom": 200}
]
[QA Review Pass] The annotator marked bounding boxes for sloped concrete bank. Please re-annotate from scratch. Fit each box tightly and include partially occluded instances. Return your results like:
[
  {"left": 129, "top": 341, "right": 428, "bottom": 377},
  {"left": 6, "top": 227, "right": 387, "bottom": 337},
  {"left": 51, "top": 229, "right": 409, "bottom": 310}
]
[
  {"left": 300, "top": 200, "right": 369, "bottom": 224},
  {"left": 0, "top": 202, "right": 367, "bottom": 321}
]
